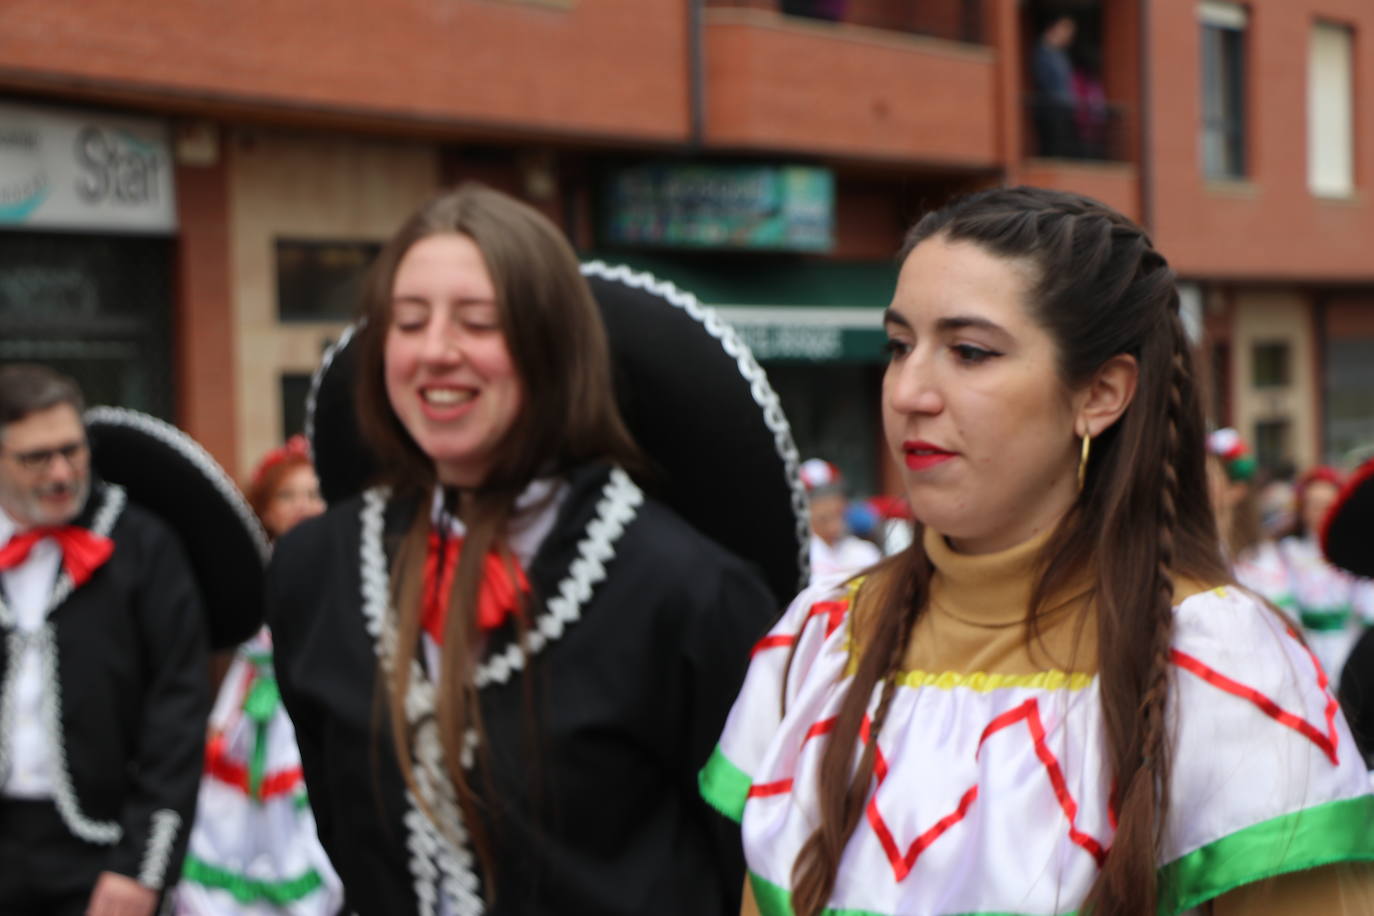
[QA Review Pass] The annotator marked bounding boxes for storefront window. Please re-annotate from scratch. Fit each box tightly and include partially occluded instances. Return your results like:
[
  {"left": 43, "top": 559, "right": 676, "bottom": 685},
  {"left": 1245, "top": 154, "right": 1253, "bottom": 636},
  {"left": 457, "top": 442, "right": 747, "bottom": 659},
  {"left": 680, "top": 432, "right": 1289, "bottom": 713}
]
[
  {"left": 0, "top": 231, "right": 173, "bottom": 417},
  {"left": 1253, "top": 418, "right": 1290, "bottom": 470},
  {"left": 1251, "top": 341, "right": 1290, "bottom": 388},
  {"left": 276, "top": 239, "right": 380, "bottom": 323},
  {"left": 1325, "top": 337, "right": 1374, "bottom": 465}
]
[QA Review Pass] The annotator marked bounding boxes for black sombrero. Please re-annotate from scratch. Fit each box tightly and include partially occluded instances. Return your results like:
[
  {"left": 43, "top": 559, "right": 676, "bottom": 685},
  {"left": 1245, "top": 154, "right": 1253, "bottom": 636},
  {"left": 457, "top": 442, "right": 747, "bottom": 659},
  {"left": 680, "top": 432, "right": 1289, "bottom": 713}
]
[
  {"left": 1321, "top": 458, "right": 1374, "bottom": 579},
  {"left": 305, "top": 261, "right": 809, "bottom": 606},
  {"left": 85, "top": 407, "right": 270, "bottom": 649}
]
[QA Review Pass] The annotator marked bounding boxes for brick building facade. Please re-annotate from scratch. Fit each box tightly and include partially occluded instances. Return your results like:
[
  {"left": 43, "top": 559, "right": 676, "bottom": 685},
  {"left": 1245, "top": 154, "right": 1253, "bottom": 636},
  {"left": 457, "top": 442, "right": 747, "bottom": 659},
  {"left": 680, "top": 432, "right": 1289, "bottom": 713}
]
[{"left": 1, "top": 0, "right": 1371, "bottom": 489}]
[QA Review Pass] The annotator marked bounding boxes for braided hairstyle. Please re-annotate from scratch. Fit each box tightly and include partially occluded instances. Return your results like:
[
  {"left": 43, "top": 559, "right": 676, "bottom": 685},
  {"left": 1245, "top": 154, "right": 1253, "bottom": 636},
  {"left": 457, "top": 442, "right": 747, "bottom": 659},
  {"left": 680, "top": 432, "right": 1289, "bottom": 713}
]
[{"left": 789, "top": 187, "right": 1230, "bottom": 916}]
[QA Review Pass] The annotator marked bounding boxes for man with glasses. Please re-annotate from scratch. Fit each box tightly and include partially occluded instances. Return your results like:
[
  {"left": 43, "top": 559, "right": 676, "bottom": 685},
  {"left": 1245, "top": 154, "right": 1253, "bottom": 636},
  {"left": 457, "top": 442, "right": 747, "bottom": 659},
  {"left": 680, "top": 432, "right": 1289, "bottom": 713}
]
[{"left": 0, "top": 364, "right": 207, "bottom": 916}]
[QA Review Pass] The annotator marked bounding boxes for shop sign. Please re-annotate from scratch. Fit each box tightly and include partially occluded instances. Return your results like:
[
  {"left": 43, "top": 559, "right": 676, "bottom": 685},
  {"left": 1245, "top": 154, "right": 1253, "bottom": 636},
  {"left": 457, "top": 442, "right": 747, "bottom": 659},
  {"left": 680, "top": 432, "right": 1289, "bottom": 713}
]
[
  {"left": 0, "top": 101, "right": 175, "bottom": 233},
  {"left": 719, "top": 308, "right": 886, "bottom": 364},
  {"left": 735, "top": 323, "right": 844, "bottom": 361},
  {"left": 603, "top": 164, "right": 833, "bottom": 252}
]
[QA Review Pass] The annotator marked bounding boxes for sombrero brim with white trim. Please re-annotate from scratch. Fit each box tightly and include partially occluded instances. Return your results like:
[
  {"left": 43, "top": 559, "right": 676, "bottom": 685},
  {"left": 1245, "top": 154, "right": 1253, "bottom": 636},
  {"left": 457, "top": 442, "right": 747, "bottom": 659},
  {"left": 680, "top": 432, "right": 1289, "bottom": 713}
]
[
  {"left": 305, "top": 262, "right": 808, "bottom": 606},
  {"left": 1322, "top": 459, "right": 1374, "bottom": 578},
  {"left": 85, "top": 407, "right": 270, "bottom": 650}
]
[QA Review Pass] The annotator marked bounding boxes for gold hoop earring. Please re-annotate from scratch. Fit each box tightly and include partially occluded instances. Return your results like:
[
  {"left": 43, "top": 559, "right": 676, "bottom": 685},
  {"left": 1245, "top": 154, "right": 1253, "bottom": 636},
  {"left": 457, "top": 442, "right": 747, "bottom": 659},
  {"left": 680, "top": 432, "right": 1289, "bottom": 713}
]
[{"left": 1077, "top": 432, "right": 1092, "bottom": 490}]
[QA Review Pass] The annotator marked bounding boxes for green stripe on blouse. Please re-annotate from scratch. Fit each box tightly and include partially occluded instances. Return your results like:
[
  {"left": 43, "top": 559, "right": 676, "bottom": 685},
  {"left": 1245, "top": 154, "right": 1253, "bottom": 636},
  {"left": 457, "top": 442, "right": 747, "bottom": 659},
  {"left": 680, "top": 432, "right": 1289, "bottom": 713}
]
[
  {"left": 698, "top": 745, "right": 751, "bottom": 823},
  {"left": 1160, "top": 794, "right": 1374, "bottom": 914}
]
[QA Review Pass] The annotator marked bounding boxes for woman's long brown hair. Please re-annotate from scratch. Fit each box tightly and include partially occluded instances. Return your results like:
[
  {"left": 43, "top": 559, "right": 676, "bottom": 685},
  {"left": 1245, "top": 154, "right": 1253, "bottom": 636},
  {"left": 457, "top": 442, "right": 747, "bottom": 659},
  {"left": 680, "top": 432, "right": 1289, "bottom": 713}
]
[
  {"left": 353, "top": 184, "right": 641, "bottom": 895},
  {"left": 789, "top": 187, "right": 1232, "bottom": 916}
]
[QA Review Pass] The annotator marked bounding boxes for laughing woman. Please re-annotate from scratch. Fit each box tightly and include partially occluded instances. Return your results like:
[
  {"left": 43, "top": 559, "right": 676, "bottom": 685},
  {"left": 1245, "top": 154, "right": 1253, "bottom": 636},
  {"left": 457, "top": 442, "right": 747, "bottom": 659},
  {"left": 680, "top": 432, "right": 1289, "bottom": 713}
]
[
  {"left": 702, "top": 188, "right": 1374, "bottom": 916},
  {"left": 267, "top": 185, "right": 777, "bottom": 915}
]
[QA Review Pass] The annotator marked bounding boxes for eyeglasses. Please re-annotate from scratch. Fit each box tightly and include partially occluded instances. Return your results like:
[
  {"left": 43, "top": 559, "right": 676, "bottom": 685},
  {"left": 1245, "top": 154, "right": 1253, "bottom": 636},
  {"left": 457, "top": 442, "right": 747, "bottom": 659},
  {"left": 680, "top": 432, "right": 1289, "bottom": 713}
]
[{"left": 1, "top": 441, "right": 89, "bottom": 472}]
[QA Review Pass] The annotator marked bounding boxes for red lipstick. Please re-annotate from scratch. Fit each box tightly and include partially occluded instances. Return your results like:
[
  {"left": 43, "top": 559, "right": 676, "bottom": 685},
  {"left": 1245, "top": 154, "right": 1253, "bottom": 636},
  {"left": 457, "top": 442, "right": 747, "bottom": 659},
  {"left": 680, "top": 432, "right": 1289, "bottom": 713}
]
[{"left": 902, "top": 440, "right": 955, "bottom": 471}]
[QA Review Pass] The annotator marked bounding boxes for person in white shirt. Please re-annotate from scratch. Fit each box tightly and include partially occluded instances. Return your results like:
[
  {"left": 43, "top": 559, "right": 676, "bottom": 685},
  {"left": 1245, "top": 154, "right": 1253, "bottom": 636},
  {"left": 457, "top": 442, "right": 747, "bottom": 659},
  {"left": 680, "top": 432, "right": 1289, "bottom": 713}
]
[
  {"left": 0, "top": 364, "right": 208, "bottom": 916},
  {"left": 807, "top": 484, "right": 881, "bottom": 585}
]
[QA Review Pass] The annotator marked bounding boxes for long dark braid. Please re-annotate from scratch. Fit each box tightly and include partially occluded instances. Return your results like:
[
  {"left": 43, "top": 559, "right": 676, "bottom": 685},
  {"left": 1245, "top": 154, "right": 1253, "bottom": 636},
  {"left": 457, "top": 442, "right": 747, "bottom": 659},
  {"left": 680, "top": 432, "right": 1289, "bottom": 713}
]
[{"left": 1083, "top": 312, "right": 1192, "bottom": 913}]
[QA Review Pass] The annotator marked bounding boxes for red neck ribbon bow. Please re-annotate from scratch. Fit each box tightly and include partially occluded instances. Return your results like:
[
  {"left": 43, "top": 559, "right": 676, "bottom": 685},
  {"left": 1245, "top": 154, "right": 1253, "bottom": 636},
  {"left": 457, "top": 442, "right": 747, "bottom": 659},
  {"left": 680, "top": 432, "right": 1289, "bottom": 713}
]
[
  {"left": 0, "top": 526, "right": 115, "bottom": 587},
  {"left": 420, "top": 530, "right": 530, "bottom": 644}
]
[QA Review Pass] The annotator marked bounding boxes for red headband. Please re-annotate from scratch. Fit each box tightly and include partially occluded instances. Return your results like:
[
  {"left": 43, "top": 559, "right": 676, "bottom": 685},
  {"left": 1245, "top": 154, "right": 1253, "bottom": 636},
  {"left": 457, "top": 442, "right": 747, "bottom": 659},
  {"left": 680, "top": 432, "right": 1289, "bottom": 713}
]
[
  {"left": 250, "top": 434, "right": 312, "bottom": 490},
  {"left": 1298, "top": 465, "right": 1344, "bottom": 501}
]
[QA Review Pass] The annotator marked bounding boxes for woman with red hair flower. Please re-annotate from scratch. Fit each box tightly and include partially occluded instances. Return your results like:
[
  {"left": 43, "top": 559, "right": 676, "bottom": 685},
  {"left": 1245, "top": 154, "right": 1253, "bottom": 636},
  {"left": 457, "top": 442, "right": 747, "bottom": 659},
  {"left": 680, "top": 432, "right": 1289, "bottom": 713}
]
[
  {"left": 1278, "top": 466, "right": 1374, "bottom": 685},
  {"left": 175, "top": 438, "right": 340, "bottom": 916}
]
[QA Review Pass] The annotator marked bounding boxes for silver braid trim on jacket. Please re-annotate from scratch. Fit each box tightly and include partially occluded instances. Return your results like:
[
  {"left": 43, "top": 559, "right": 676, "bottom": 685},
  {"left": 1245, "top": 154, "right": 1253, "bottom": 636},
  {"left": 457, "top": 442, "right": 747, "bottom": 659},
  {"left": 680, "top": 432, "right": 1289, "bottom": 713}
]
[
  {"left": 358, "top": 467, "right": 644, "bottom": 916},
  {"left": 579, "top": 260, "right": 810, "bottom": 590},
  {"left": 25, "top": 485, "right": 128, "bottom": 845},
  {"left": 137, "top": 809, "right": 183, "bottom": 888}
]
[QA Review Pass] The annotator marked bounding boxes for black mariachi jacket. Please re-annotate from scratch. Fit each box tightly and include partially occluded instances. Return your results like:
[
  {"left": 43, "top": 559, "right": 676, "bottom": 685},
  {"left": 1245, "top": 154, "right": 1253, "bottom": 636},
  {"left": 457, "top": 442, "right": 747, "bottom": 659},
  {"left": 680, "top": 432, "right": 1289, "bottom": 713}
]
[
  {"left": 0, "top": 482, "right": 209, "bottom": 888},
  {"left": 269, "top": 463, "right": 778, "bottom": 916}
]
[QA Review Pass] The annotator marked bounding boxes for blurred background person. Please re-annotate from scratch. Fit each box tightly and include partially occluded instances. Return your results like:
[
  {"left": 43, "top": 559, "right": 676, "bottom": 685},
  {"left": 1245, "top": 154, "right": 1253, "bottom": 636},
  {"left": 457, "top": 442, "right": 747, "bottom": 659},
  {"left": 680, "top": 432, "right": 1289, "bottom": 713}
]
[
  {"left": 176, "top": 435, "right": 341, "bottom": 916},
  {"left": 1030, "top": 13, "right": 1078, "bottom": 157},
  {"left": 866, "top": 493, "right": 915, "bottom": 557},
  {"left": 248, "top": 436, "right": 325, "bottom": 541},
  {"left": 800, "top": 457, "right": 880, "bottom": 584},
  {"left": 1256, "top": 464, "right": 1299, "bottom": 544},
  {"left": 0, "top": 365, "right": 208, "bottom": 916},
  {"left": 1207, "top": 428, "right": 1294, "bottom": 613},
  {"left": 1279, "top": 466, "right": 1374, "bottom": 685}
]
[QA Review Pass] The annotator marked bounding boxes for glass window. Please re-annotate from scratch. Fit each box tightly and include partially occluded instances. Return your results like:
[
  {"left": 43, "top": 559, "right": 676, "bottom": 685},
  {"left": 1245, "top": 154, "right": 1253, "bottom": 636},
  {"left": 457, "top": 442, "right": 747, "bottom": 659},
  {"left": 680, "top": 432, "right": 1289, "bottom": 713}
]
[
  {"left": 1325, "top": 337, "right": 1374, "bottom": 464},
  {"left": 0, "top": 230, "right": 174, "bottom": 418},
  {"left": 1308, "top": 22, "right": 1355, "bottom": 197},
  {"left": 280, "top": 372, "right": 313, "bottom": 441},
  {"left": 1199, "top": 3, "right": 1248, "bottom": 179},
  {"left": 1254, "top": 418, "right": 1290, "bottom": 469},
  {"left": 1210, "top": 341, "right": 1231, "bottom": 428},
  {"left": 276, "top": 239, "right": 381, "bottom": 323},
  {"left": 1251, "top": 341, "right": 1290, "bottom": 388}
]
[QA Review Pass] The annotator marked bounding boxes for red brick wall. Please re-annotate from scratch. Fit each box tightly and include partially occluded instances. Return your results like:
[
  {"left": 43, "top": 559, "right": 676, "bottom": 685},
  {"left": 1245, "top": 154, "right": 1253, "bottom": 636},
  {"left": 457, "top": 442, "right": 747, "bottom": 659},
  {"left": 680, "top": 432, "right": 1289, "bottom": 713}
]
[
  {"left": 832, "top": 179, "right": 907, "bottom": 260},
  {"left": 0, "top": 0, "right": 690, "bottom": 143},
  {"left": 703, "top": 8, "right": 998, "bottom": 164},
  {"left": 1149, "top": 0, "right": 1374, "bottom": 280},
  {"left": 174, "top": 148, "right": 239, "bottom": 478}
]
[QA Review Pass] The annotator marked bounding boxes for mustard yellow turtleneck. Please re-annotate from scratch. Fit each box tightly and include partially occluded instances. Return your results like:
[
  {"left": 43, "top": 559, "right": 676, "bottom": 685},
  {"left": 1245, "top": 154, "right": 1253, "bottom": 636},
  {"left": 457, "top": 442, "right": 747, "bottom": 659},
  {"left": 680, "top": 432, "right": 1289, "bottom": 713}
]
[{"left": 905, "top": 524, "right": 1098, "bottom": 678}]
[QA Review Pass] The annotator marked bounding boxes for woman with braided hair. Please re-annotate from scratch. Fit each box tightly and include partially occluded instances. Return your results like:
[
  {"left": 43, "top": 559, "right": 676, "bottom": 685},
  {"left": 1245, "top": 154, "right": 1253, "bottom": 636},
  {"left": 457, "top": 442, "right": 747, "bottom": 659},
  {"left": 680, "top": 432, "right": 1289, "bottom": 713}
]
[{"left": 700, "top": 187, "right": 1374, "bottom": 916}]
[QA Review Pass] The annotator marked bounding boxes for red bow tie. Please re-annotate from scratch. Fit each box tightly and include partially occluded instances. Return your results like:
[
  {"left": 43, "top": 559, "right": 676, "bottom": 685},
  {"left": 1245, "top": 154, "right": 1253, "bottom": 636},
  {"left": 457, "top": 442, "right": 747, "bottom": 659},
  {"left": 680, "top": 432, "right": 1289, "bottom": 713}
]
[
  {"left": 0, "top": 526, "right": 114, "bottom": 587},
  {"left": 421, "top": 530, "right": 530, "bottom": 644}
]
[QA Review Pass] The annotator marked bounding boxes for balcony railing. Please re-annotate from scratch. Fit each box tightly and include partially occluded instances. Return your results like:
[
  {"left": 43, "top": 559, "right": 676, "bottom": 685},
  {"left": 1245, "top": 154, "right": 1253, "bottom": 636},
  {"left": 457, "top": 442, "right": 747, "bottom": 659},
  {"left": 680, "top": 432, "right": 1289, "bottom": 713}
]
[
  {"left": 707, "top": 0, "right": 985, "bottom": 45},
  {"left": 1023, "top": 96, "right": 1133, "bottom": 163}
]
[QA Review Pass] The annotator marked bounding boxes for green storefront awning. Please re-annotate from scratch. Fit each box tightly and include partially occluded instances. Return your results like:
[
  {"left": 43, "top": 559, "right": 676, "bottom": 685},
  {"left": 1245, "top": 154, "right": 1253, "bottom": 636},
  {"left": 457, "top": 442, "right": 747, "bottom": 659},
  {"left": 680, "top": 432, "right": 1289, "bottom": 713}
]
[{"left": 582, "top": 250, "right": 895, "bottom": 364}]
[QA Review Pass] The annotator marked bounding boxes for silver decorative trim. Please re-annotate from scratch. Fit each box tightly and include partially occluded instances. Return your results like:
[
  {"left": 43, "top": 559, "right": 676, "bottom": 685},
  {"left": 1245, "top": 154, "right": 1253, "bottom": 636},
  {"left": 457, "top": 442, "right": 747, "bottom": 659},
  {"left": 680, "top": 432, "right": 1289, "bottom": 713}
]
[
  {"left": 579, "top": 260, "right": 810, "bottom": 590},
  {"left": 137, "top": 808, "right": 182, "bottom": 888},
  {"left": 40, "top": 484, "right": 128, "bottom": 845},
  {"left": 43, "top": 624, "right": 120, "bottom": 843},
  {"left": 304, "top": 320, "right": 363, "bottom": 470},
  {"left": 357, "top": 467, "right": 644, "bottom": 914},
  {"left": 0, "top": 630, "right": 26, "bottom": 787},
  {"left": 474, "top": 468, "right": 642, "bottom": 688},
  {"left": 83, "top": 407, "right": 270, "bottom": 562}
]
